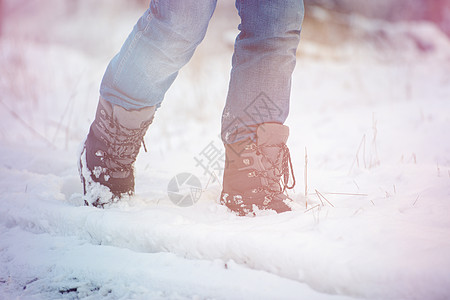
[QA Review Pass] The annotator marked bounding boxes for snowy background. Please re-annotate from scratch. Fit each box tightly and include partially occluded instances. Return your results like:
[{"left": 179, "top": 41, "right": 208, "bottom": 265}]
[{"left": 1, "top": 0, "right": 450, "bottom": 299}]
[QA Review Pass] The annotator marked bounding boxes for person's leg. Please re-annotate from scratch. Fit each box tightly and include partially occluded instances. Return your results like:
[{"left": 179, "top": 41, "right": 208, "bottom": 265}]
[
  {"left": 220, "top": 0, "right": 304, "bottom": 216},
  {"left": 221, "top": 0, "right": 304, "bottom": 143},
  {"left": 80, "top": 0, "right": 217, "bottom": 207},
  {"left": 101, "top": 0, "right": 217, "bottom": 110}
]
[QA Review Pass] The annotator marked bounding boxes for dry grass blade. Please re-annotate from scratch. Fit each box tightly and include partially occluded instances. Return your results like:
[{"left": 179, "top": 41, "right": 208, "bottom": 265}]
[
  {"left": 304, "top": 147, "right": 308, "bottom": 208},
  {"left": 316, "top": 189, "right": 335, "bottom": 207},
  {"left": 0, "top": 99, "right": 55, "bottom": 149},
  {"left": 202, "top": 172, "right": 214, "bottom": 191},
  {"left": 369, "top": 113, "right": 380, "bottom": 168},
  {"left": 304, "top": 204, "right": 320, "bottom": 213},
  {"left": 349, "top": 134, "right": 366, "bottom": 174},
  {"left": 324, "top": 192, "right": 368, "bottom": 196},
  {"left": 212, "top": 170, "right": 222, "bottom": 189},
  {"left": 52, "top": 74, "right": 82, "bottom": 147},
  {"left": 315, "top": 189, "right": 324, "bottom": 206}
]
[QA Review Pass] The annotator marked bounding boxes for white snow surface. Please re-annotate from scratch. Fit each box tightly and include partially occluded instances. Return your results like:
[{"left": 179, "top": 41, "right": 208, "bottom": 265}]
[{"left": 1, "top": 2, "right": 450, "bottom": 299}]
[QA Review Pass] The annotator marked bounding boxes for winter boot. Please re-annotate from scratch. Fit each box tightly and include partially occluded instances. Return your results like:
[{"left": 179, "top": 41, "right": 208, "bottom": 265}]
[
  {"left": 220, "top": 123, "right": 296, "bottom": 216},
  {"left": 79, "top": 97, "right": 155, "bottom": 207}
]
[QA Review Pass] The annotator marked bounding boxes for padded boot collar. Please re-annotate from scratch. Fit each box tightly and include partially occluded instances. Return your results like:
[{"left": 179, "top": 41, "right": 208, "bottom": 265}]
[
  {"left": 257, "top": 123, "right": 289, "bottom": 146},
  {"left": 99, "top": 97, "right": 155, "bottom": 130}
]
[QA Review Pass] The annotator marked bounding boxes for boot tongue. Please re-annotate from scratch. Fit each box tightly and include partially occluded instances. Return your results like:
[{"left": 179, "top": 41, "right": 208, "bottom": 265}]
[{"left": 256, "top": 123, "right": 289, "bottom": 146}]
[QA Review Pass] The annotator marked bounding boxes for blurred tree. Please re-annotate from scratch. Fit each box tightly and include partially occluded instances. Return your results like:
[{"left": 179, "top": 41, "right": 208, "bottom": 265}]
[
  {"left": 304, "top": 0, "right": 450, "bottom": 36},
  {"left": 424, "top": 0, "right": 450, "bottom": 34},
  {"left": 65, "top": 0, "right": 79, "bottom": 15},
  {"left": 133, "top": 0, "right": 149, "bottom": 8}
]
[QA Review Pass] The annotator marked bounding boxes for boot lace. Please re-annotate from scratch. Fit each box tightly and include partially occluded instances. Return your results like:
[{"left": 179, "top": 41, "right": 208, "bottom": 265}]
[
  {"left": 96, "top": 109, "right": 153, "bottom": 177},
  {"left": 252, "top": 143, "right": 296, "bottom": 199}
]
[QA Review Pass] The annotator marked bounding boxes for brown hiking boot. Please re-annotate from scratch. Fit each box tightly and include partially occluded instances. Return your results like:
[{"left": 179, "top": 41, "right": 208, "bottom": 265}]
[
  {"left": 220, "top": 123, "right": 296, "bottom": 216},
  {"left": 78, "top": 97, "right": 155, "bottom": 207}
]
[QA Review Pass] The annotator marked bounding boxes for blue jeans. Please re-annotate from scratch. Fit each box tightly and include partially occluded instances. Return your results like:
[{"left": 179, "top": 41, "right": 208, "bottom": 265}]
[{"left": 100, "top": 0, "right": 304, "bottom": 143}]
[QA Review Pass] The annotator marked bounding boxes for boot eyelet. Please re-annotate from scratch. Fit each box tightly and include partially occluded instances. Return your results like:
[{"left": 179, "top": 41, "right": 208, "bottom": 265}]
[
  {"left": 248, "top": 171, "right": 256, "bottom": 177},
  {"left": 244, "top": 143, "right": 256, "bottom": 151}
]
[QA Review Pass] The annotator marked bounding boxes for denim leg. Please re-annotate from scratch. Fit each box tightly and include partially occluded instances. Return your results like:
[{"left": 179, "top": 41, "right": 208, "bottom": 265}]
[
  {"left": 100, "top": 0, "right": 217, "bottom": 110},
  {"left": 221, "top": 0, "right": 304, "bottom": 144}
]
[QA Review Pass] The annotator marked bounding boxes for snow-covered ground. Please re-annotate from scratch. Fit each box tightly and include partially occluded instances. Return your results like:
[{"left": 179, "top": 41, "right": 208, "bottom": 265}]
[{"left": 1, "top": 1, "right": 450, "bottom": 299}]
